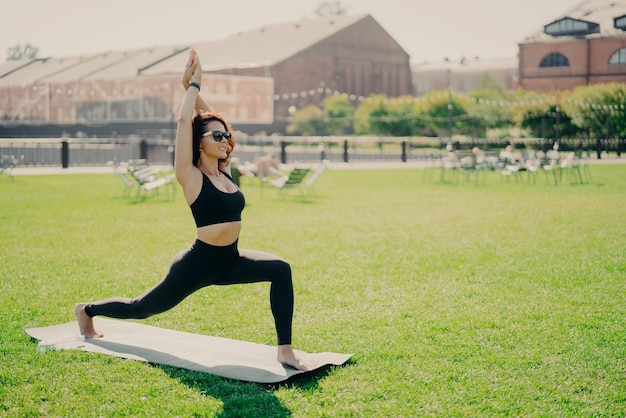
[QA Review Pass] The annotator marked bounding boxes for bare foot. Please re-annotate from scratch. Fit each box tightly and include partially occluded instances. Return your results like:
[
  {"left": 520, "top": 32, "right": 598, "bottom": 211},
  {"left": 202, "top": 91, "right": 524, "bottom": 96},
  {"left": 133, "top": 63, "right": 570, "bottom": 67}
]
[
  {"left": 74, "top": 303, "right": 103, "bottom": 338},
  {"left": 277, "top": 344, "right": 315, "bottom": 371}
]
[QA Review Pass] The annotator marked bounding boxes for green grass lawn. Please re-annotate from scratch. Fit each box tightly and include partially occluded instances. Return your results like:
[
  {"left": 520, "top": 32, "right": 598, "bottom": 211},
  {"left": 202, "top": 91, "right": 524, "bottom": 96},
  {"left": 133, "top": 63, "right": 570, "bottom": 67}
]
[{"left": 1, "top": 164, "right": 625, "bottom": 417}]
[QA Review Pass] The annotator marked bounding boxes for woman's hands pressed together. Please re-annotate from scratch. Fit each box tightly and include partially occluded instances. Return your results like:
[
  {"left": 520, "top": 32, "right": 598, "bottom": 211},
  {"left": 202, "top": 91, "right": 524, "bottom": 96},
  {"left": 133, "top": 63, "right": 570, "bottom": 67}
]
[{"left": 182, "top": 48, "right": 202, "bottom": 91}]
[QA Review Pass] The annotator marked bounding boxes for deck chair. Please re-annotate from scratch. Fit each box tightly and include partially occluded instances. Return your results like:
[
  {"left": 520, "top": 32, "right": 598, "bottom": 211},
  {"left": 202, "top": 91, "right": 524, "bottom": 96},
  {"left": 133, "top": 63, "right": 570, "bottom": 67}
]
[
  {"left": 542, "top": 150, "right": 560, "bottom": 185},
  {"left": 0, "top": 155, "right": 19, "bottom": 180},
  {"left": 138, "top": 173, "right": 176, "bottom": 200},
  {"left": 439, "top": 152, "right": 461, "bottom": 183},
  {"left": 457, "top": 152, "right": 485, "bottom": 184},
  {"left": 559, "top": 152, "right": 591, "bottom": 184},
  {"left": 304, "top": 161, "right": 329, "bottom": 194},
  {"left": 525, "top": 157, "right": 541, "bottom": 184},
  {"left": 120, "top": 161, "right": 176, "bottom": 200},
  {"left": 111, "top": 162, "right": 138, "bottom": 198},
  {"left": 269, "top": 167, "right": 310, "bottom": 196},
  {"left": 128, "top": 166, "right": 159, "bottom": 185}
]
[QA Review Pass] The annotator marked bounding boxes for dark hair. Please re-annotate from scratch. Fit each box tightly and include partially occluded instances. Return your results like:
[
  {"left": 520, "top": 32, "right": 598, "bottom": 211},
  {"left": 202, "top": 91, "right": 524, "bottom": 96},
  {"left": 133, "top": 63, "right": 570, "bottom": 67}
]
[{"left": 192, "top": 112, "right": 236, "bottom": 166}]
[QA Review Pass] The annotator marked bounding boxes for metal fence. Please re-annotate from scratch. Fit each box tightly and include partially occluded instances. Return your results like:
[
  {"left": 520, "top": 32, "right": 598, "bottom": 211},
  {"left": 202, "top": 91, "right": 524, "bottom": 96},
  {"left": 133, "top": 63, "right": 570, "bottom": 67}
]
[
  {"left": 1, "top": 136, "right": 623, "bottom": 168},
  {"left": 0, "top": 137, "right": 168, "bottom": 167}
]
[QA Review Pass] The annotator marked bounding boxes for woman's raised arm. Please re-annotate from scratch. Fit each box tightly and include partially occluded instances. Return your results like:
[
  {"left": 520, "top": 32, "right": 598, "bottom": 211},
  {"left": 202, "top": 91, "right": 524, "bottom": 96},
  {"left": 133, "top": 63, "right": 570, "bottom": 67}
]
[{"left": 175, "top": 50, "right": 202, "bottom": 185}]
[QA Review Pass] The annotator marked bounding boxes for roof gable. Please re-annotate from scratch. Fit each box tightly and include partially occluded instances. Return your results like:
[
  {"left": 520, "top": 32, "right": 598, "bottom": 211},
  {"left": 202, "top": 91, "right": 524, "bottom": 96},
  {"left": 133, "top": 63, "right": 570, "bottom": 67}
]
[
  {"left": 140, "top": 14, "right": 372, "bottom": 76},
  {"left": 544, "top": 17, "right": 600, "bottom": 37},
  {"left": 522, "top": 0, "right": 626, "bottom": 43}
]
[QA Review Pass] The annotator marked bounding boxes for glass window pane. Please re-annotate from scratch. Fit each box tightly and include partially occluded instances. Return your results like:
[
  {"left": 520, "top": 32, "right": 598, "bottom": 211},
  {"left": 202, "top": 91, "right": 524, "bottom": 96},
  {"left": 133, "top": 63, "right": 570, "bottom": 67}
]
[
  {"left": 540, "top": 53, "right": 570, "bottom": 68},
  {"left": 609, "top": 48, "right": 626, "bottom": 65}
]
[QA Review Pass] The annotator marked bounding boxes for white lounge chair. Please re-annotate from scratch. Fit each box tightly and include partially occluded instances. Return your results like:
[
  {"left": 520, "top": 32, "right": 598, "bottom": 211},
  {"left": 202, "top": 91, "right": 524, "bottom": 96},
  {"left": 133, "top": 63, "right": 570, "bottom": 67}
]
[{"left": 304, "top": 160, "right": 329, "bottom": 194}]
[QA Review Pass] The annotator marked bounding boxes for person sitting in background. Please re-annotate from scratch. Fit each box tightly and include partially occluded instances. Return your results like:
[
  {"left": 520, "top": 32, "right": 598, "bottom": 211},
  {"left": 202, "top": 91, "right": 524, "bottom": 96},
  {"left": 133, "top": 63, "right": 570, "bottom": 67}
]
[
  {"left": 255, "top": 153, "right": 283, "bottom": 181},
  {"left": 500, "top": 144, "right": 523, "bottom": 165}
]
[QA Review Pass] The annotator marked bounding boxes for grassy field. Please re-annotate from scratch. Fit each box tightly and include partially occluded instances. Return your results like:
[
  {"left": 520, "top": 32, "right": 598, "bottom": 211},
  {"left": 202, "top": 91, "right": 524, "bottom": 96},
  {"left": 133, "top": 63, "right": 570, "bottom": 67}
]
[{"left": 1, "top": 164, "right": 625, "bottom": 417}]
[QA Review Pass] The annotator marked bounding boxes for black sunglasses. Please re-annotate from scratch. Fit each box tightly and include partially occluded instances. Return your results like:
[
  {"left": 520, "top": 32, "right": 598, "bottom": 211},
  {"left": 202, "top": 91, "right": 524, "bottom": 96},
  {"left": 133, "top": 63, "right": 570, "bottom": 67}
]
[{"left": 203, "top": 130, "right": 232, "bottom": 142}]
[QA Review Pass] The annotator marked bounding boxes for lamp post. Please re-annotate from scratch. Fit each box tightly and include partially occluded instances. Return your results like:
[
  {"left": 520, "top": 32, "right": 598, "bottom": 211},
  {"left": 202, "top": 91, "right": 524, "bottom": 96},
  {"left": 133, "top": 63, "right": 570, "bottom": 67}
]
[
  {"left": 7, "top": 82, "right": 12, "bottom": 120},
  {"left": 447, "top": 103, "right": 453, "bottom": 141},
  {"left": 555, "top": 106, "right": 561, "bottom": 148},
  {"left": 603, "top": 112, "right": 610, "bottom": 159}
]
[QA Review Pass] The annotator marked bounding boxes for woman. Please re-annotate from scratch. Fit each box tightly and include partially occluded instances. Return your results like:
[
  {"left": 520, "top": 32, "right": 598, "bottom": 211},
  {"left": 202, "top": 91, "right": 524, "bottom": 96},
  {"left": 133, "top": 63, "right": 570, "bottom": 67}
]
[{"left": 75, "top": 49, "right": 313, "bottom": 371}]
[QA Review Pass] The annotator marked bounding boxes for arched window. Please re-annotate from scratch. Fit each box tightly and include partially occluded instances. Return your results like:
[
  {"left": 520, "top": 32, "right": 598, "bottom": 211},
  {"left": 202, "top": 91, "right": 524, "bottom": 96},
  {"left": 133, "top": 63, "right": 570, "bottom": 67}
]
[
  {"left": 540, "top": 53, "right": 570, "bottom": 68},
  {"left": 609, "top": 48, "right": 626, "bottom": 65}
]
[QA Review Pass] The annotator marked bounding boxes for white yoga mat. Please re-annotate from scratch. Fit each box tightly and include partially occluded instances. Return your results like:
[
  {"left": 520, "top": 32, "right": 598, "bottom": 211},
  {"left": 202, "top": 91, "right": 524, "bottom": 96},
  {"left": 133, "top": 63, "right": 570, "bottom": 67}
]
[{"left": 25, "top": 318, "right": 352, "bottom": 384}]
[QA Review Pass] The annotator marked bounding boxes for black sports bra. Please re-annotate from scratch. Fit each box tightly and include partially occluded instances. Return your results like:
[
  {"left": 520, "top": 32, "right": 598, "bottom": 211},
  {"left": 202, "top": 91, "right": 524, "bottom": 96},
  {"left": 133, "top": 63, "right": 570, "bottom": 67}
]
[{"left": 189, "top": 172, "right": 245, "bottom": 227}]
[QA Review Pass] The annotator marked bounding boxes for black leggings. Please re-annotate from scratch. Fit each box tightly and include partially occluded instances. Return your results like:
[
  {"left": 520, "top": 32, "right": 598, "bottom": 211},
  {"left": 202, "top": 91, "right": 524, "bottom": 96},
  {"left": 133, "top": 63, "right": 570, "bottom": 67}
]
[{"left": 85, "top": 239, "right": 294, "bottom": 345}]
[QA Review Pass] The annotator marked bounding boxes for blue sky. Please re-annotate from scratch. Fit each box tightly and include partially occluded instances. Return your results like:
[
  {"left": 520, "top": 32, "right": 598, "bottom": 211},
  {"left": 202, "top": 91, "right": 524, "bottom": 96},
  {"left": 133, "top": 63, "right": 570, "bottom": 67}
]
[{"left": 1, "top": 0, "right": 581, "bottom": 63}]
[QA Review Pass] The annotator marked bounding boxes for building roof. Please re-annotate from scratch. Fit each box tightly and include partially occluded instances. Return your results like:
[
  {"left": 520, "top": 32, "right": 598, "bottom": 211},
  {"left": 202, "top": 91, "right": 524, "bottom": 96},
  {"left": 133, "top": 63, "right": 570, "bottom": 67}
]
[
  {"left": 412, "top": 56, "right": 517, "bottom": 73},
  {"left": 140, "top": 13, "right": 372, "bottom": 76},
  {"left": 0, "top": 13, "right": 374, "bottom": 86},
  {"left": 522, "top": 0, "right": 626, "bottom": 43},
  {"left": 0, "top": 45, "right": 187, "bottom": 86}
]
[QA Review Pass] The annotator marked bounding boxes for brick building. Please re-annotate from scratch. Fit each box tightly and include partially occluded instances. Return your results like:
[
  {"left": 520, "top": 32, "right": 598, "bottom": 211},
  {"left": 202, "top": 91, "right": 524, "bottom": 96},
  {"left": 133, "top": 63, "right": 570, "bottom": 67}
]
[
  {"left": 196, "top": 14, "right": 413, "bottom": 125},
  {"left": 518, "top": 0, "right": 626, "bottom": 91},
  {"left": 0, "top": 14, "right": 411, "bottom": 136},
  {"left": 411, "top": 1, "right": 626, "bottom": 96}
]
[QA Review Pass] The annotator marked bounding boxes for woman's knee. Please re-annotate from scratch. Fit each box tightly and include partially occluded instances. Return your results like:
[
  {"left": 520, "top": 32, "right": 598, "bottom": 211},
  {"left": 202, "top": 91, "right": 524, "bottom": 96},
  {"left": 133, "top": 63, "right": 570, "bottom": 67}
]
[
  {"left": 275, "top": 258, "right": 291, "bottom": 274},
  {"left": 272, "top": 259, "right": 292, "bottom": 284}
]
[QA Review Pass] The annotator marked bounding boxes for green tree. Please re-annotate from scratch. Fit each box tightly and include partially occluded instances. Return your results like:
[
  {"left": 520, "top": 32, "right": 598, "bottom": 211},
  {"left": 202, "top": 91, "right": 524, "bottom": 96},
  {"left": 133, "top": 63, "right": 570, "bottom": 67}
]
[
  {"left": 513, "top": 90, "right": 579, "bottom": 139},
  {"left": 322, "top": 94, "right": 354, "bottom": 135},
  {"left": 512, "top": 89, "right": 554, "bottom": 138},
  {"left": 353, "top": 95, "right": 428, "bottom": 136},
  {"left": 286, "top": 105, "right": 325, "bottom": 136},
  {"left": 562, "top": 83, "right": 626, "bottom": 139},
  {"left": 420, "top": 90, "right": 468, "bottom": 138},
  {"left": 353, "top": 95, "right": 387, "bottom": 135},
  {"left": 384, "top": 96, "right": 427, "bottom": 136},
  {"left": 6, "top": 43, "right": 38, "bottom": 61}
]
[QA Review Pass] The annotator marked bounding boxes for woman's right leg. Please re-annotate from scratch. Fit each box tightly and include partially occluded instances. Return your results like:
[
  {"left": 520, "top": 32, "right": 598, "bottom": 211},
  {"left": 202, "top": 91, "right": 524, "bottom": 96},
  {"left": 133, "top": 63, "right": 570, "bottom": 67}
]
[
  {"left": 83, "top": 248, "right": 201, "bottom": 319},
  {"left": 215, "top": 249, "right": 314, "bottom": 371},
  {"left": 76, "top": 241, "right": 221, "bottom": 336}
]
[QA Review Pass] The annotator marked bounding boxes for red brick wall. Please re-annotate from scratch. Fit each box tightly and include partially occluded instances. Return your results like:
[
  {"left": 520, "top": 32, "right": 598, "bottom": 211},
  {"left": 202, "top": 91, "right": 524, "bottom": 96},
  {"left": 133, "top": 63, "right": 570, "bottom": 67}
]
[
  {"left": 519, "top": 34, "right": 626, "bottom": 92},
  {"left": 273, "top": 16, "right": 411, "bottom": 119},
  {"left": 589, "top": 36, "right": 626, "bottom": 79}
]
